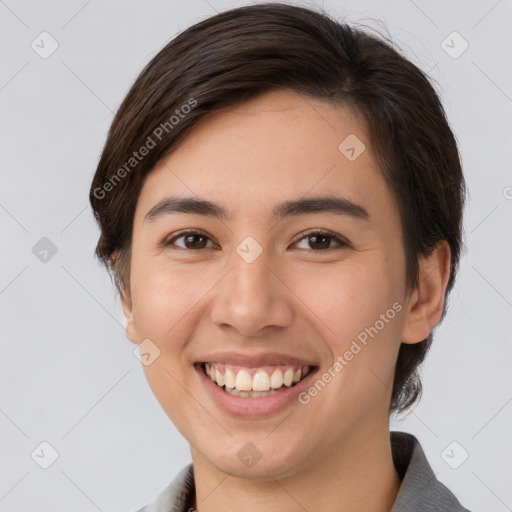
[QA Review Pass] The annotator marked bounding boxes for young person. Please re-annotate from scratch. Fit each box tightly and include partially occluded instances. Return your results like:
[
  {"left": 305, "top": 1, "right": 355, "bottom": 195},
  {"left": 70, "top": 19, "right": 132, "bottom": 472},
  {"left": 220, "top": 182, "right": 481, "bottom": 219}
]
[{"left": 89, "top": 3, "right": 470, "bottom": 511}]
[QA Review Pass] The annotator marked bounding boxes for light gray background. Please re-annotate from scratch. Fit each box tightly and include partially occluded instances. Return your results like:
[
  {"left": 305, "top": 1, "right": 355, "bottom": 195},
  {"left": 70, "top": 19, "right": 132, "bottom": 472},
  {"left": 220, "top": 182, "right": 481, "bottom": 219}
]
[{"left": 1, "top": 0, "right": 511, "bottom": 510}]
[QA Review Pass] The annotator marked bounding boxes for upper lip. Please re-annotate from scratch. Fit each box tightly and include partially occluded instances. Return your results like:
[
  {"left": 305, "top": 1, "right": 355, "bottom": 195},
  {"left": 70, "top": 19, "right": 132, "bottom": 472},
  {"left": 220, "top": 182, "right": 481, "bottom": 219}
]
[{"left": 195, "top": 351, "right": 318, "bottom": 367}]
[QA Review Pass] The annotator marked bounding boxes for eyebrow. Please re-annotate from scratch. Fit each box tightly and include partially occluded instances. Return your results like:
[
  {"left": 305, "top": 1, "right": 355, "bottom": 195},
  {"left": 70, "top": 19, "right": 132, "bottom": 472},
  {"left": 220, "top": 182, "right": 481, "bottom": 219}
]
[{"left": 143, "top": 195, "right": 370, "bottom": 223}]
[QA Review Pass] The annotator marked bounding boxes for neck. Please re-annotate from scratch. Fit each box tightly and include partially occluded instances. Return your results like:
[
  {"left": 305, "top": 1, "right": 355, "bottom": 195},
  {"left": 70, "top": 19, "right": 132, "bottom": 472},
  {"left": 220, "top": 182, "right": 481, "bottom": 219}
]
[{"left": 190, "top": 425, "right": 401, "bottom": 512}]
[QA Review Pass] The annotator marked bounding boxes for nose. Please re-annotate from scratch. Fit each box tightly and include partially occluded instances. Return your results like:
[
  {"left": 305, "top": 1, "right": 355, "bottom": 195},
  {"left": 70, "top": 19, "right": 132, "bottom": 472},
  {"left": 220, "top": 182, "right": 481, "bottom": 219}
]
[{"left": 210, "top": 245, "right": 294, "bottom": 338}]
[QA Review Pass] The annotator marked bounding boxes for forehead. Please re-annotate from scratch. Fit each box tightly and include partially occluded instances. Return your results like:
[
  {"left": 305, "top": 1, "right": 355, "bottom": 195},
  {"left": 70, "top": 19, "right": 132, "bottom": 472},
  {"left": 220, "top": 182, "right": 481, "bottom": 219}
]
[{"left": 135, "top": 89, "right": 395, "bottom": 223}]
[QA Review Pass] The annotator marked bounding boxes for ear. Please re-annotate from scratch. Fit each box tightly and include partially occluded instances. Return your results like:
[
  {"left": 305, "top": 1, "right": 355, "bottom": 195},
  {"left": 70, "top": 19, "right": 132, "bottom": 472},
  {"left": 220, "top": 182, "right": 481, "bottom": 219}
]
[
  {"left": 401, "top": 240, "right": 451, "bottom": 344},
  {"left": 111, "top": 251, "right": 138, "bottom": 345},
  {"left": 120, "top": 287, "right": 138, "bottom": 345}
]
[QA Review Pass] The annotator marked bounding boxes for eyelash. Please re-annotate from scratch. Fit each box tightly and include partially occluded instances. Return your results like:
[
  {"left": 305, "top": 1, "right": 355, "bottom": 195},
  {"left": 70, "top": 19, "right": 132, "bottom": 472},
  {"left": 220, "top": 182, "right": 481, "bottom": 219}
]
[{"left": 164, "top": 228, "right": 350, "bottom": 252}]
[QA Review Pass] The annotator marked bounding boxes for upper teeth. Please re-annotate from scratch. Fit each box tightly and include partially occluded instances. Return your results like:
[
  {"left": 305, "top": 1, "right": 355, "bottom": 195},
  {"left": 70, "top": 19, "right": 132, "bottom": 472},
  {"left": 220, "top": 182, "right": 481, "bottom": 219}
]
[{"left": 205, "top": 363, "right": 311, "bottom": 392}]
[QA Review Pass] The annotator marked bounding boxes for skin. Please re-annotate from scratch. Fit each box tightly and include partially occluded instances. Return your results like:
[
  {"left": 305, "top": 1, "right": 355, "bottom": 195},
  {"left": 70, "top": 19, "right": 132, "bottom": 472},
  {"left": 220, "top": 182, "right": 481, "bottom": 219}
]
[{"left": 120, "top": 89, "right": 451, "bottom": 511}]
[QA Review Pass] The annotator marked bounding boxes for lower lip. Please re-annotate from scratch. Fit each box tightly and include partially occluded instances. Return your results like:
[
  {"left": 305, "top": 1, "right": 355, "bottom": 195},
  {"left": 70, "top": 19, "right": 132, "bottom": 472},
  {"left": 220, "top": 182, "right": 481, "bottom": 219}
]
[{"left": 195, "top": 364, "right": 318, "bottom": 417}]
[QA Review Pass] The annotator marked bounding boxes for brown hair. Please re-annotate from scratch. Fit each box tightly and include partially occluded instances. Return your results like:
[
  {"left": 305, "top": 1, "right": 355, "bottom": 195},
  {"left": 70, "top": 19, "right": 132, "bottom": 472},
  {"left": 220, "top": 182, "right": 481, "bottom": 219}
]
[{"left": 89, "top": 2, "right": 465, "bottom": 415}]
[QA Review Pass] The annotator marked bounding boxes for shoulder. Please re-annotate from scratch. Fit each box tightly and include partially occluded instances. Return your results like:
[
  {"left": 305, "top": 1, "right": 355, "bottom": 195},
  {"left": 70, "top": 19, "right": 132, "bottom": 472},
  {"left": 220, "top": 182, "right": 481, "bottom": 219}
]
[
  {"left": 132, "top": 435, "right": 473, "bottom": 512},
  {"left": 390, "top": 431, "right": 472, "bottom": 512},
  {"left": 133, "top": 463, "right": 195, "bottom": 512}
]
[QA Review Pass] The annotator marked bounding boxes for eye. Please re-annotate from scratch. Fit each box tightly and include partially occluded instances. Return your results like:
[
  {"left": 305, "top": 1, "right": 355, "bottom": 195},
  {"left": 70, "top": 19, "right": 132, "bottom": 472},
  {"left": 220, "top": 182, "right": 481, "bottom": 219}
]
[
  {"left": 164, "top": 229, "right": 350, "bottom": 252},
  {"left": 293, "top": 229, "right": 350, "bottom": 252},
  {"left": 165, "top": 230, "right": 218, "bottom": 250}
]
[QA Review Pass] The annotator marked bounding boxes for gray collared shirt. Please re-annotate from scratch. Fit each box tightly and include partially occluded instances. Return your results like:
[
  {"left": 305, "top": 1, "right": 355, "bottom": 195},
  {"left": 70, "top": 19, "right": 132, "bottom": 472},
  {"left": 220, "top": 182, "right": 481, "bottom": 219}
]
[{"left": 136, "top": 431, "right": 471, "bottom": 511}]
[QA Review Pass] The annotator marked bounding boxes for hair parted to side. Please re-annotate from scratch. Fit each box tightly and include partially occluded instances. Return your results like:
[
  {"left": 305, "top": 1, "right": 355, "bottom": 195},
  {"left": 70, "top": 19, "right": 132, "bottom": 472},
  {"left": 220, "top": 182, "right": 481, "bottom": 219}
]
[{"left": 89, "top": 2, "right": 465, "bottom": 415}]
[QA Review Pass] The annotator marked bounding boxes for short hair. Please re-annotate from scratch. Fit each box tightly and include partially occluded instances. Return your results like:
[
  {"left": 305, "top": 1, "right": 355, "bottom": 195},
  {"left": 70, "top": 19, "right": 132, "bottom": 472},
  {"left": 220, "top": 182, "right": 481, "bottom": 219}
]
[{"left": 89, "top": 3, "right": 465, "bottom": 415}]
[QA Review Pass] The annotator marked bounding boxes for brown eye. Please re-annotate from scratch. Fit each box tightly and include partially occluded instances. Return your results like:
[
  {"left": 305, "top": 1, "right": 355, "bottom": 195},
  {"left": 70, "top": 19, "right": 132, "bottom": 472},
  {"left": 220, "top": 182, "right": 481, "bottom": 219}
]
[
  {"left": 307, "top": 234, "right": 331, "bottom": 250},
  {"left": 166, "top": 230, "right": 216, "bottom": 250},
  {"left": 183, "top": 233, "right": 208, "bottom": 249},
  {"left": 294, "top": 230, "right": 349, "bottom": 251}
]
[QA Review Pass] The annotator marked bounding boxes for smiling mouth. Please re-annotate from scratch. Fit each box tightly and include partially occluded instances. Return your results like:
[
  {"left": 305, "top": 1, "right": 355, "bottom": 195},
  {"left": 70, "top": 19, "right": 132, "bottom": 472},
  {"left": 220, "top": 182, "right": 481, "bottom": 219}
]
[{"left": 199, "top": 362, "right": 315, "bottom": 398}]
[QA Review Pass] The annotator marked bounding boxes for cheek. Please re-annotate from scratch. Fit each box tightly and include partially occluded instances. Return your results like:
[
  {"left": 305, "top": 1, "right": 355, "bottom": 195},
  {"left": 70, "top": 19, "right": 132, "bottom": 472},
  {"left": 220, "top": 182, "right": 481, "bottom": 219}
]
[
  {"left": 130, "top": 258, "right": 209, "bottom": 343},
  {"left": 291, "top": 257, "right": 404, "bottom": 344},
  {"left": 130, "top": 263, "right": 212, "bottom": 434},
  {"left": 290, "top": 258, "right": 404, "bottom": 411}
]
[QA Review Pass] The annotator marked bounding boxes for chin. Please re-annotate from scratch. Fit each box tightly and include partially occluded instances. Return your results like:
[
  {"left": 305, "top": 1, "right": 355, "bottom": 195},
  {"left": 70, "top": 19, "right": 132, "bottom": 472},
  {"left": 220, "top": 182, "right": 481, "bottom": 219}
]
[{"left": 200, "top": 436, "right": 308, "bottom": 481}]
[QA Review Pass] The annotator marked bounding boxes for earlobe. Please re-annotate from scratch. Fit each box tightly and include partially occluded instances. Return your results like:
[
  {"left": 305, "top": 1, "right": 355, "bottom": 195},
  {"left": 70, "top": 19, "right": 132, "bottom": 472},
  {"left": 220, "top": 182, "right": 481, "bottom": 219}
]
[{"left": 401, "top": 241, "right": 451, "bottom": 344}]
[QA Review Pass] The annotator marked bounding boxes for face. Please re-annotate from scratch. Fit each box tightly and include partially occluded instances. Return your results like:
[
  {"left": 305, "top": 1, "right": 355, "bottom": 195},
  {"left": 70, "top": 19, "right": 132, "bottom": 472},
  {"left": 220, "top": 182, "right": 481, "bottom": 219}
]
[{"left": 121, "top": 89, "right": 428, "bottom": 479}]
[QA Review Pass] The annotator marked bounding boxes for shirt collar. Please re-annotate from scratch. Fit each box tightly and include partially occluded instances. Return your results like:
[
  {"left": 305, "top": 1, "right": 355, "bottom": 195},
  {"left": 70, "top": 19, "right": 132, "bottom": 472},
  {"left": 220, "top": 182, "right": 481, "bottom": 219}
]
[
  {"left": 139, "top": 431, "right": 469, "bottom": 511},
  {"left": 389, "top": 431, "right": 469, "bottom": 511}
]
